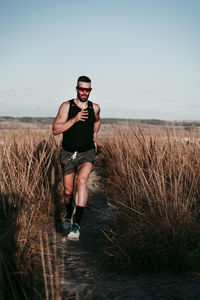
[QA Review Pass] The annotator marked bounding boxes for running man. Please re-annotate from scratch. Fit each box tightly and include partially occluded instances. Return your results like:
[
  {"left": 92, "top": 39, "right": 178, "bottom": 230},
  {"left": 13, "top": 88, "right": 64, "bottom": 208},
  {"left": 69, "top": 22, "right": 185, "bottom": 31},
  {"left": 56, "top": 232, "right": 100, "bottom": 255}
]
[{"left": 52, "top": 76, "right": 101, "bottom": 241}]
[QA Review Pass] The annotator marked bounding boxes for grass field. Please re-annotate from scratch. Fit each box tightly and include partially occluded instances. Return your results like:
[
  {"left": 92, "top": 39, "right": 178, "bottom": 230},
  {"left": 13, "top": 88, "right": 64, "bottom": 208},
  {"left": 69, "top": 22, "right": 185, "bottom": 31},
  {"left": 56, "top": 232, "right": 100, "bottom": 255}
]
[
  {"left": 0, "top": 128, "right": 64, "bottom": 299},
  {"left": 99, "top": 124, "right": 200, "bottom": 271},
  {"left": 0, "top": 121, "right": 200, "bottom": 299}
]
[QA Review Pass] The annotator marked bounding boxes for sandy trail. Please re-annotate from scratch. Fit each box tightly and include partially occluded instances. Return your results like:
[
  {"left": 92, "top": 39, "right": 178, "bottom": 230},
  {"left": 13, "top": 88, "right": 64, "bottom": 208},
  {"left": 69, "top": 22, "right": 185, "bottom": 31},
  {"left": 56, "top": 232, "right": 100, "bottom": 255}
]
[{"left": 48, "top": 168, "right": 200, "bottom": 300}]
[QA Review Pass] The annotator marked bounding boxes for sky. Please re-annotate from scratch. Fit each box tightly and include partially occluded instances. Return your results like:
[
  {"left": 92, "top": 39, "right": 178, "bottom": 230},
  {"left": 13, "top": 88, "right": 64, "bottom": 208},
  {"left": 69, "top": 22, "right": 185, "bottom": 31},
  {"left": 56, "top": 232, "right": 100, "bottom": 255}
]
[{"left": 0, "top": 0, "right": 200, "bottom": 120}]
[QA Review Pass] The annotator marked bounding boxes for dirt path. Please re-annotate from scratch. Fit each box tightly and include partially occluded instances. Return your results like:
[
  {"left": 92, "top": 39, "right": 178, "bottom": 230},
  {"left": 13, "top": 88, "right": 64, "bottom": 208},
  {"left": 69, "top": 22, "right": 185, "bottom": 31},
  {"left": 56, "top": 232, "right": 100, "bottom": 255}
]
[{"left": 49, "top": 168, "right": 200, "bottom": 300}]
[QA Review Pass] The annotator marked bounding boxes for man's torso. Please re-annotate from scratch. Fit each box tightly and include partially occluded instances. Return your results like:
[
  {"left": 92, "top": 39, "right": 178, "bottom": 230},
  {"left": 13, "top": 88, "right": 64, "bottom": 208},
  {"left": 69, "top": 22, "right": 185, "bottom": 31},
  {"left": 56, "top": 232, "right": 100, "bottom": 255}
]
[{"left": 62, "top": 99, "right": 96, "bottom": 152}]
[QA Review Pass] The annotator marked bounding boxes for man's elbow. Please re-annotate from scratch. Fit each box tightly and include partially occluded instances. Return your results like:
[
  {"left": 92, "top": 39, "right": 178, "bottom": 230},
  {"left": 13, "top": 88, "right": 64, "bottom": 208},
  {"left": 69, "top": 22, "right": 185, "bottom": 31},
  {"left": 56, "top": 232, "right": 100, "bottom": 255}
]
[{"left": 96, "top": 118, "right": 101, "bottom": 125}]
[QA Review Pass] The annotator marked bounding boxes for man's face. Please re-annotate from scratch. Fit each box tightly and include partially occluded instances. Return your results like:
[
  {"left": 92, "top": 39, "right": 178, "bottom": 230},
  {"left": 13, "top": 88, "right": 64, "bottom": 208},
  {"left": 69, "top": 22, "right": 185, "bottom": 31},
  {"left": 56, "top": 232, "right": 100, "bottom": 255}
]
[{"left": 76, "top": 81, "right": 92, "bottom": 102}]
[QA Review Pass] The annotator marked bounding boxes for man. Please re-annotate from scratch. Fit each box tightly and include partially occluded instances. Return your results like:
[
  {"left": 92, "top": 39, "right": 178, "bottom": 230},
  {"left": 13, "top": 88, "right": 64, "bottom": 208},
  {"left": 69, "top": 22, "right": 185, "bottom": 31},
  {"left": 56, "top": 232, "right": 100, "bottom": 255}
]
[{"left": 52, "top": 76, "right": 101, "bottom": 241}]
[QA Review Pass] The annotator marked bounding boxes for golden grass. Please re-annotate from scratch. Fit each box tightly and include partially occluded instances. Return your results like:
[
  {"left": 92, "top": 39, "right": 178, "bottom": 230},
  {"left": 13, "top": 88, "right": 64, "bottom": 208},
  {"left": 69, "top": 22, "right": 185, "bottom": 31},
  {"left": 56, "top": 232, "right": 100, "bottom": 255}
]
[
  {"left": 0, "top": 128, "right": 63, "bottom": 299},
  {"left": 99, "top": 124, "right": 200, "bottom": 271},
  {"left": 1, "top": 123, "right": 200, "bottom": 298}
]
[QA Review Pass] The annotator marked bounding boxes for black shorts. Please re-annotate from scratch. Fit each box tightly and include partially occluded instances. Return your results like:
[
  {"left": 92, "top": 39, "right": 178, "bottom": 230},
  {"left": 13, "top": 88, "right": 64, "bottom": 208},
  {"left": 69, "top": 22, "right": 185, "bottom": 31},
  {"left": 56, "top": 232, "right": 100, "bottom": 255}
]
[{"left": 60, "top": 148, "right": 96, "bottom": 175}]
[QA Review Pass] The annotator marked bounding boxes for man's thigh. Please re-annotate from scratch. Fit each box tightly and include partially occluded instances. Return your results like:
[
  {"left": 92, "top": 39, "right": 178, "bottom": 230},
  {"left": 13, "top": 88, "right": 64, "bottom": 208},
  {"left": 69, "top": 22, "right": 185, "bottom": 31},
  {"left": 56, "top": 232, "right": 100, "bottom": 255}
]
[
  {"left": 60, "top": 149, "right": 76, "bottom": 175},
  {"left": 77, "top": 162, "right": 93, "bottom": 181},
  {"left": 76, "top": 149, "right": 96, "bottom": 169}
]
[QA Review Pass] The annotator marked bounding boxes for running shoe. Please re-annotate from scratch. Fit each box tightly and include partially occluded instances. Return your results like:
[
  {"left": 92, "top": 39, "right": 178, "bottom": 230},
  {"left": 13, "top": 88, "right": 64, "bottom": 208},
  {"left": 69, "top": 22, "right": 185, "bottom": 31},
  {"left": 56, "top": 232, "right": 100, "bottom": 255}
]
[
  {"left": 62, "top": 205, "right": 75, "bottom": 230},
  {"left": 67, "top": 223, "right": 80, "bottom": 241}
]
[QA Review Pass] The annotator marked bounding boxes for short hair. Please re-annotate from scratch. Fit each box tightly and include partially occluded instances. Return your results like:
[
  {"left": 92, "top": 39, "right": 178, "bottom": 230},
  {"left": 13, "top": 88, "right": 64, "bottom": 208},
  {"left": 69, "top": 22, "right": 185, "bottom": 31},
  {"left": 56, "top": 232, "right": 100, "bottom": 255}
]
[{"left": 77, "top": 76, "right": 91, "bottom": 86}]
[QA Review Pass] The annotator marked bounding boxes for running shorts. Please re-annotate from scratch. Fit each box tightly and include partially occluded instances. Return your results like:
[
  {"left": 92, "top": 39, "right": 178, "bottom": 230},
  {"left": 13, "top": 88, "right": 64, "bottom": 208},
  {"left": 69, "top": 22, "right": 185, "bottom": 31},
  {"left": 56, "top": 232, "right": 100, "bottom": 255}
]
[{"left": 60, "top": 148, "right": 96, "bottom": 175}]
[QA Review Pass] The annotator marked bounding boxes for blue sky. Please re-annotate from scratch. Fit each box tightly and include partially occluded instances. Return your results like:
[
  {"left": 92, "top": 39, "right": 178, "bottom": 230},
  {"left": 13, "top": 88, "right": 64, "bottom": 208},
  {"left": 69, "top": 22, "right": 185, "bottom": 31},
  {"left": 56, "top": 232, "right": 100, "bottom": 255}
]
[{"left": 0, "top": 0, "right": 200, "bottom": 120}]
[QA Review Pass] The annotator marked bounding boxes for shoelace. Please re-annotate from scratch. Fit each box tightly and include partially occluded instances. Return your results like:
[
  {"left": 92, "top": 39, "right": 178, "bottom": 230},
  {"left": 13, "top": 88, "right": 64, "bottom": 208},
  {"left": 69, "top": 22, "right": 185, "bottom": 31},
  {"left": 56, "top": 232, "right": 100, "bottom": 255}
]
[{"left": 72, "top": 224, "right": 79, "bottom": 233}]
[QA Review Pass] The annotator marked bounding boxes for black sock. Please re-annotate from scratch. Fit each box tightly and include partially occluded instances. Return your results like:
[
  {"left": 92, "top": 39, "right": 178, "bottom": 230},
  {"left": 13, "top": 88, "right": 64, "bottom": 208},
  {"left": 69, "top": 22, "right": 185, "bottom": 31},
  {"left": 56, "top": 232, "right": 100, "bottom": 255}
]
[
  {"left": 65, "top": 194, "right": 74, "bottom": 216},
  {"left": 73, "top": 206, "right": 85, "bottom": 226}
]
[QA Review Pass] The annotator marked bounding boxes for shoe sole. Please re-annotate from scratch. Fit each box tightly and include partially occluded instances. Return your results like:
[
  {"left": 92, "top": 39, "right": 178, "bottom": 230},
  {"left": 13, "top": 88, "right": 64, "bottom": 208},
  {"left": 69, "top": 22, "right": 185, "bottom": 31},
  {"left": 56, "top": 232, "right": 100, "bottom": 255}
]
[{"left": 67, "top": 236, "right": 79, "bottom": 241}]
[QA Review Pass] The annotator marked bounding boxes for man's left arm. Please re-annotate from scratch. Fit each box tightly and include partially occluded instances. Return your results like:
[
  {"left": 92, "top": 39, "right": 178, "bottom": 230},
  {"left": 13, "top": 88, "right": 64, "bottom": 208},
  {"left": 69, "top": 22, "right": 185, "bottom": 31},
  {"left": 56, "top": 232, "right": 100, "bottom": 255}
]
[{"left": 93, "top": 104, "right": 101, "bottom": 153}]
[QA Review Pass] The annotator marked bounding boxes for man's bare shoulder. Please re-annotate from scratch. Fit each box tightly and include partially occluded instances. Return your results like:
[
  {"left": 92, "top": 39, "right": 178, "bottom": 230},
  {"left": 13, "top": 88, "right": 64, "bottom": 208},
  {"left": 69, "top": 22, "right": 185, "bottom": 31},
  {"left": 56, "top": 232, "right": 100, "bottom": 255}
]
[
  {"left": 92, "top": 102, "right": 100, "bottom": 113},
  {"left": 58, "top": 100, "right": 70, "bottom": 113},
  {"left": 55, "top": 100, "right": 71, "bottom": 120},
  {"left": 60, "top": 100, "right": 70, "bottom": 109}
]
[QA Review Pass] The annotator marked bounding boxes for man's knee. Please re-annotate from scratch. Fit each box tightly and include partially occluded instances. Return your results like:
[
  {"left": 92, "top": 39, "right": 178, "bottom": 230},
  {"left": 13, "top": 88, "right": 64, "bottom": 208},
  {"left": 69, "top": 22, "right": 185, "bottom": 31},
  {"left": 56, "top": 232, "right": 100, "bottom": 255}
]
[
  {"left": 77, "top": 177, "right": 87, "bottom": 187},
  {"left": 64, "top": 186, "right": 73, "bottom": 196}
]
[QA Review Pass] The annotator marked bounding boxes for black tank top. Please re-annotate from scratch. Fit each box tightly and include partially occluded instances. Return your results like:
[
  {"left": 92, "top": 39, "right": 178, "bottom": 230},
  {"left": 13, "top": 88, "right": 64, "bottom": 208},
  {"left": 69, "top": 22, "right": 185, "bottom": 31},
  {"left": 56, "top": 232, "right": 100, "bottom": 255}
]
[{"left": 62, "top": 99, "right": 96, "bottom": 152}]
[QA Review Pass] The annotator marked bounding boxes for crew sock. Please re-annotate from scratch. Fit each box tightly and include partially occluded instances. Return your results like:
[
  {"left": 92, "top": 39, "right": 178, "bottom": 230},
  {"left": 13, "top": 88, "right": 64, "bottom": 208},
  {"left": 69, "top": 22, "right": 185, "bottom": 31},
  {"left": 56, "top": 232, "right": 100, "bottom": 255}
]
[{"left": 73, "top": 206, "right": 85, "bottom": 226}]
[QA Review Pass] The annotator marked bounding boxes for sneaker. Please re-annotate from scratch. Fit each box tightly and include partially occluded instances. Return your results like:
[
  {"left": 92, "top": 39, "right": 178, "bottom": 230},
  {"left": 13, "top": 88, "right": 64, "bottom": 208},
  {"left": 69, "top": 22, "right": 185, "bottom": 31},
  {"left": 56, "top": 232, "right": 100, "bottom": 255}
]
[
  {"left": 67, "top": 223, "right": 80, "bottom": 241},
  {"left": 62, "top": 205, "right": 75, "bottom": 230}
]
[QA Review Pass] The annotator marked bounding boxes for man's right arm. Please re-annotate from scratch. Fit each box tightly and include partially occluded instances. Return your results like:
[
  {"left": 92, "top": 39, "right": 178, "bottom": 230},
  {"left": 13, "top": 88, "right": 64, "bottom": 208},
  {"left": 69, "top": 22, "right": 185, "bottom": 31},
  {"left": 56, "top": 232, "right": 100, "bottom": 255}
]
[
  {"left": 52, "top": 101, "right": 76, "bottom": 136},
  {"left": 52, "top": 101, "right": 89, "bottom": 136}
]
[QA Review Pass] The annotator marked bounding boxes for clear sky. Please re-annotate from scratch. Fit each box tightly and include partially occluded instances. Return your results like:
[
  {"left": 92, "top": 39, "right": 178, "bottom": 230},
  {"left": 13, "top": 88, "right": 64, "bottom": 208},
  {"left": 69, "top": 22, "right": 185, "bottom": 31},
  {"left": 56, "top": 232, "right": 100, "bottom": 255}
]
[{"left": 0, "top": 0, "right": 200, "bottom": 120}]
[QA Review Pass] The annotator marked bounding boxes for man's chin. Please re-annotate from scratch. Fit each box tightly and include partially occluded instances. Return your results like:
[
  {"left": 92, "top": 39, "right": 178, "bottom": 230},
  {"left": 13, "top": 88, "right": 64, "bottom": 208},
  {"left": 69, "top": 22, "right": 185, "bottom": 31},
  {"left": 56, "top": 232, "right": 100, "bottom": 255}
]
[{"left": 78, "top": 96, "right": 88, "bottom": 102}]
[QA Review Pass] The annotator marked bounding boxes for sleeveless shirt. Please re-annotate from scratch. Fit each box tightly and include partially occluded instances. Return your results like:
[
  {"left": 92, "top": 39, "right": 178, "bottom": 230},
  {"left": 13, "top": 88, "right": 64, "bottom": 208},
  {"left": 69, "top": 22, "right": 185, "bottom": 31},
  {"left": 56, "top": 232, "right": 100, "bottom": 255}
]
[{"left": 62, "top": 99, "right": 96, "bottom": 152}]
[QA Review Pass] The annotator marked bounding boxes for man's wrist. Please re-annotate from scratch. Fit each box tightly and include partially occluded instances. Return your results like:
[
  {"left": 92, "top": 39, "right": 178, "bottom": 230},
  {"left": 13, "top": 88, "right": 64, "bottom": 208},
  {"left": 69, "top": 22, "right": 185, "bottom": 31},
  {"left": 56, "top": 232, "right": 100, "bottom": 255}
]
[{"left": 71, "top": 117, "right": 77, "bottom": 124}]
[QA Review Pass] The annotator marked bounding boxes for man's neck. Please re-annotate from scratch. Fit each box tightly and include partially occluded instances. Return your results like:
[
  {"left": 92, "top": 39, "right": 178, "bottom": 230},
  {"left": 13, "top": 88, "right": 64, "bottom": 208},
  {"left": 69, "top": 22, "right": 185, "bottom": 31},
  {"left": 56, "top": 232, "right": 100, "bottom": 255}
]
[{"left": 74, "top": 98, "right": 88, "bottom": 109}]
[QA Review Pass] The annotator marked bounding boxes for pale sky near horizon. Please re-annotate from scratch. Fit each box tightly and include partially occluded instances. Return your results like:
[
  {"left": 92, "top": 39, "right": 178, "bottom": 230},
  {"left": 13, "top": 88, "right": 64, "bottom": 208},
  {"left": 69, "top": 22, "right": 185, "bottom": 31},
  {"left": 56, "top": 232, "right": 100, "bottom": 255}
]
[{"left": 0, "top": 0, "right": 200, "bottom": 120}]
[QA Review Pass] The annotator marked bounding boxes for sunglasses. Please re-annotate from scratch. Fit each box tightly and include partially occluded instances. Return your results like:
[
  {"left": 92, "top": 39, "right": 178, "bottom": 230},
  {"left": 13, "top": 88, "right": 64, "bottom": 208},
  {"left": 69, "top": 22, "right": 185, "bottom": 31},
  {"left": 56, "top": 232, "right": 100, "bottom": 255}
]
[{"left": 77, "top": 86, "right": 92, "bottom": 93}]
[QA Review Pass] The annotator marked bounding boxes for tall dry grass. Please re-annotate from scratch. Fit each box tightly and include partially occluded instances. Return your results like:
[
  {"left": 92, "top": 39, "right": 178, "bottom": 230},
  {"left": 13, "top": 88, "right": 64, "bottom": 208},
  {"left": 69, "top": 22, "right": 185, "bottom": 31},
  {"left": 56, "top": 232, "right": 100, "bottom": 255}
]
[
  {"left": 99, "top": 124, "right": 200, "bottom": 271},
  {"left": 1, "top": 123, "right": 200, "bottom": 298},
  {"left": 0, "top": 129, "right": 63, "bottom": 299}
]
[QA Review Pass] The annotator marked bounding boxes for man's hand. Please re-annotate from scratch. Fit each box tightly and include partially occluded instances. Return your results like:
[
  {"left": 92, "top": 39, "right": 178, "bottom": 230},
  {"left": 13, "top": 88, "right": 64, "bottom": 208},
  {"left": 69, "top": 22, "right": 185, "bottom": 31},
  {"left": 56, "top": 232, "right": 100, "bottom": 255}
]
[{"left": 74, "top": 109, "right": 88, "bottom": 122}]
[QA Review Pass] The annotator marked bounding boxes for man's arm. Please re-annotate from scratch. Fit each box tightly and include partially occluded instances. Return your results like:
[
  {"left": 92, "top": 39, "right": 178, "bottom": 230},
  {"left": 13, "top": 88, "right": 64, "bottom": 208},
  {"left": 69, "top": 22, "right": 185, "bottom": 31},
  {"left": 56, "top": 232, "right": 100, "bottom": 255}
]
[
  {"left": 93, "top": 103, "right": 101, "bottom": 152},
  {"left": 52, "top": 101, "right": 88, "bottom": 136}
]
